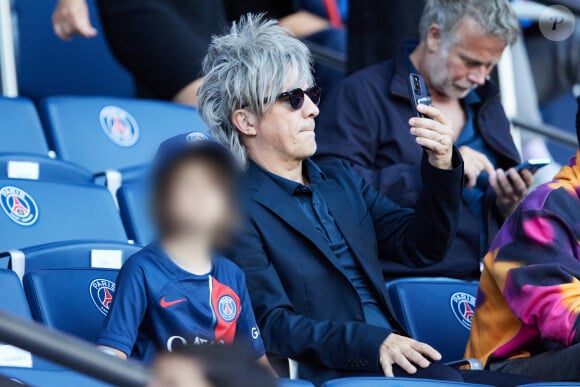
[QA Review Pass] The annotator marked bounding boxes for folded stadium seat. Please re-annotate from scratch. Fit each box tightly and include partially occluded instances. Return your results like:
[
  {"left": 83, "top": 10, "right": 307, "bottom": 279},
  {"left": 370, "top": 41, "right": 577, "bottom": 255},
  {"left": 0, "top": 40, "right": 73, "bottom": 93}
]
[
  {"left": 13, "top": 0, "right": 134, "bottom": 99},
  {"left": 278, "top": 378, "right": 315, "bottom": 386},
  {"left": 0, "top": 240, "right": 140, "bottom": 274},
  {"left": 386, "top": 278, "right": 479, "bottom": 364},
  {"left": 0, "top": 153, "right": 93, "bottom": 184},
  {"left": 24, "top": 268, "right": 119, "bottom": 343},
  {"left": 0, "top": 97, "right": 50, "bottom": 155},
  {"left": 117, "top": 183, "right": 155, "bottom": 245},
  {"left": 0, "top": 270, "right": 111, "bottom": 386},
  {"left": 39, "top": 97, "right": 208, "bottom": 179},
  {"left": 0, "top": 179, "right": 127, "bottom": 274},
  {"left": 321, "top": 378, "right": 493, "bottom": 387}
]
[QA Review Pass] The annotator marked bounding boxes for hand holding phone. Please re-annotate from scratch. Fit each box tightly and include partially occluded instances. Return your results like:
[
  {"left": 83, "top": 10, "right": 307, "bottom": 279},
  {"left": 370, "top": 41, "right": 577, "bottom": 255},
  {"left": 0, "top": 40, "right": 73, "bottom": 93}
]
[
  {"left": 476, "top": 158, "right": 551, "bottom": 188},
  {"left": 408, "top": 73, "right": 432, "bottom": 119}
]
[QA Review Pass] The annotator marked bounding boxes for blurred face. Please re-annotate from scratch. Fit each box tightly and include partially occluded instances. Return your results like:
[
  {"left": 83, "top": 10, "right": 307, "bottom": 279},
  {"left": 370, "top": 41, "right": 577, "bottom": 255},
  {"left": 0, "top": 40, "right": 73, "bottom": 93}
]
[
  {"left": 252, "top": 79, "right": 320, "bottom": 164},
  {"left": 164, "top": 158, "right": 233, "bottom": 239},
  {"left": 148, "top": 355, "right": 211, "bottom": 387},
  {"left": 424, "top": 17, "right": 507, "bottom": 99}
]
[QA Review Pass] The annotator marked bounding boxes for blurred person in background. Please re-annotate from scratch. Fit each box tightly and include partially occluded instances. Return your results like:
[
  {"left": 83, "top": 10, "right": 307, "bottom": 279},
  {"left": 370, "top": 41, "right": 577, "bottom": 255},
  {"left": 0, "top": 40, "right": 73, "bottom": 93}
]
[
  {"left": 52, "top": 0, "right": 227, "bottom": 106},
  {"left": 348, "top": 0, "right": 423, "bottom": 74},
  {"left": 149, "top": 345, "right": 276, "bottom": 387},
  {"left": 465, "top": 97, "right": 580, "bottom": 381},
  {"left": 224, "top": 0, "right": 347, "bottom": 95},
  {"left": 316, "top": 0, "right": 533, "bottom": 282},
  {"left": 52, "top": 0, "right": 347, "bottom": 104},
  {"left": 97, "top": 132, "right": 270, "bottom": 371}
]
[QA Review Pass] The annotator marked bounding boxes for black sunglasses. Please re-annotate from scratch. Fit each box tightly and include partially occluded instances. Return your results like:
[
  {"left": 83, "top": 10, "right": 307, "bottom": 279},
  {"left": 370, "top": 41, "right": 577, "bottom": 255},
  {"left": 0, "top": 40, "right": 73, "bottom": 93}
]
[{"left": 275, "top": 86, "right": 321, "bottom": 110}]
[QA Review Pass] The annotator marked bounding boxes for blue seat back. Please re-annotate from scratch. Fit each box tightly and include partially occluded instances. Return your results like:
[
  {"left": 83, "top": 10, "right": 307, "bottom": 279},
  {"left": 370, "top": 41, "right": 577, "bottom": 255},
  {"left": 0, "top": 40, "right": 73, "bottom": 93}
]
[
  {"left": 386, "top": 278, "right": 479, "bottom": 362},
  {"left": 519, "top": 384, "right": 580, "bottom": 387},
  {"left": 279, "top": 379, "right": 315, "bottom": 387},
  {"left": 0, "top": 154, "right": 93, "bottom": 184},
  {"left": 0, "top": 179, "right": 127, "bottom": 252},
  {"left": 0, "top": 98, "right": 49, "bottom": 155},
  {"left": 40, "top": 97, "right": 208, "bottom": 174},
  {"left": 0, "top": 270, "right": 31, "bottom": 319},
  {"left": 24, "top": 268, "right": 119, "bottom": 342},
  {"left": 10, "top": 241, "right": 141, "bottom": 273},
  {"left": 0, "top": 367, "right": 108, "bottom": 386},
  {"left": 322, "top": 378, "right": 492, "bottom": 387},
  {"left": 117, "top": 183, "right": 155, "bottom": 245},
  {"left": 14, "top": 0, "right": 134, "bottom": 99}
]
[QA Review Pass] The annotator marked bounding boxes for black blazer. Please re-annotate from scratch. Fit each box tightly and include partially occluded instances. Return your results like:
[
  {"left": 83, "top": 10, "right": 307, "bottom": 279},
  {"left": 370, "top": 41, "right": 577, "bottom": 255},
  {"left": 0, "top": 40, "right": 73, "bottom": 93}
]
[{"left": 229, "top": 156, "right": 463, "bottom": 385}]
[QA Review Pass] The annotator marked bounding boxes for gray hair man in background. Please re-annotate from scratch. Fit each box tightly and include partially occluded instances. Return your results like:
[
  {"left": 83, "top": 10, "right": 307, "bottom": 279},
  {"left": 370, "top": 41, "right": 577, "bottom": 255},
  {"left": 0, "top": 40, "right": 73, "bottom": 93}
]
[{"left": 316, "top": 0, "right": 534, "bottom": 283}]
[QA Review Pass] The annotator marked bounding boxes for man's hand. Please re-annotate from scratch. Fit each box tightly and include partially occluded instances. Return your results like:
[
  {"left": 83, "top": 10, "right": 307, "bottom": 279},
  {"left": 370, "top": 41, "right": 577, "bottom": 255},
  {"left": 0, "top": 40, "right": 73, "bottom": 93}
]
[
  {"left": 409, "top": 104, "right": 454, "bottom": 170},
  {"left": 52, "top": 0, "right": 97, "bottom": 41},
  {"left": 379, "top": 333, "right": 441, "bottom": 377},
  {"left": 490, "top": 168, "right": 534, "bottom": 217},
  {"left": 458, "top": 146, "right": 496, "bottom": 188}
]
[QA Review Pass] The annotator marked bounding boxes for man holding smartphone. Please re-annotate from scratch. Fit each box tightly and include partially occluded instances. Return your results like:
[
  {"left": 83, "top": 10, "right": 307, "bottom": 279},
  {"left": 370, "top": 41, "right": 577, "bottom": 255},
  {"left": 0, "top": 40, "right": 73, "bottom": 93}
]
[{"left": 316, "top": 0, "right": 533, "bottom": 281}]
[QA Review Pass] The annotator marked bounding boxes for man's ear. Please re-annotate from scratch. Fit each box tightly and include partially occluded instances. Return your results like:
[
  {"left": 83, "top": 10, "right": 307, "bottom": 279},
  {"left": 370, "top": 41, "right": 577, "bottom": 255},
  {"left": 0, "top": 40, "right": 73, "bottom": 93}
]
[
  {"left": 231, "top": 109, "right": 258, "bottom": 137},
  {"left": 426, "top": 24, "right": 443, "bottom": 53}
]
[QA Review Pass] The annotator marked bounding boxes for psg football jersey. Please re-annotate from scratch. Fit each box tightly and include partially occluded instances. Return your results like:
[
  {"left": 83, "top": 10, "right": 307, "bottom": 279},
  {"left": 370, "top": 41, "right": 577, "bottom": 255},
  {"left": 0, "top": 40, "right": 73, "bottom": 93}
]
[{"left": 96, "top": 243, "right": 265, "bottom": 363}]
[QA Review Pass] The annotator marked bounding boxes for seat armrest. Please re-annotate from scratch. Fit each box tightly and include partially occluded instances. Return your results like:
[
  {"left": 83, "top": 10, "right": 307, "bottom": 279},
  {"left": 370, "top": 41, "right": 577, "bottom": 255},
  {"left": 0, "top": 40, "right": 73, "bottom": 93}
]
[{"left": 444, "top": 358, "right": 484, "bottom": 370}]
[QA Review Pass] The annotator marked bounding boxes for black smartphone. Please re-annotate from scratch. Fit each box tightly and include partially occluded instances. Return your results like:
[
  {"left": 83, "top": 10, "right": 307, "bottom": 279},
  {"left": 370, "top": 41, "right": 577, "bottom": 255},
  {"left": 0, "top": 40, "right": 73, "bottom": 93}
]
[
  {"left": 475, "top": 158, "right": 551, "bottom": 188},
  {"left": 513, "top": 158, "right": 552, "bottom": 174},
  {"left": 408, "top": 73, "right": 432, "bottom": 118}
]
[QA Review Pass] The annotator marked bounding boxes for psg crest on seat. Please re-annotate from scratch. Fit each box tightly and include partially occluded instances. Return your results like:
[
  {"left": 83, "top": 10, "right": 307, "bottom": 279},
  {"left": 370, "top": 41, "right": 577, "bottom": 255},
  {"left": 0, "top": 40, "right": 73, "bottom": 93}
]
[
  {"left": 90, "top": 278, "right": 116, "bottom": 316},
  {"left": 99, "top": 106, "right": 140, "bottom": 147},
  {"left": 450, "top": 292, "right": 476, "bottom": 330},
  {"left": 0, "top": 186, "right": 39, "bottom": 226},
  {"left": 217, "top": 295, "right": 237, "bottom": 322}
]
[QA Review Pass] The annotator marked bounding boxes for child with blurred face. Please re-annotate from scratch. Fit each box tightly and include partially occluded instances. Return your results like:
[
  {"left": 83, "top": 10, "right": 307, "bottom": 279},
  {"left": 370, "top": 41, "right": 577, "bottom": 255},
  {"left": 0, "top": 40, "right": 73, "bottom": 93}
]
[{"left": 97, "top": 132, "right": 269, "bottom": 371}]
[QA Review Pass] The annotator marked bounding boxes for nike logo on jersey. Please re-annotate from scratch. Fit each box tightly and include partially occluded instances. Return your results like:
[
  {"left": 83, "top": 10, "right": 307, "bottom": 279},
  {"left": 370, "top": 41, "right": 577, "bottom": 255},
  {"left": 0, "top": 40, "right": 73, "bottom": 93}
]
[{"left": 160, "top": 296, "right": 187, "bottom": 308}]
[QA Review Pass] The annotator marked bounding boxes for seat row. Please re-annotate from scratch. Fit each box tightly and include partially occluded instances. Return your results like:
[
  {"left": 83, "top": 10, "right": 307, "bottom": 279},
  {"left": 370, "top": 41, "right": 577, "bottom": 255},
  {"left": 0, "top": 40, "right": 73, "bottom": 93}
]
[
  {"left": 0, "top": 269, "right": 572, "bottom": 387},
  {"left": 0, "top": 95, "right": 207, "bottom": 185}
]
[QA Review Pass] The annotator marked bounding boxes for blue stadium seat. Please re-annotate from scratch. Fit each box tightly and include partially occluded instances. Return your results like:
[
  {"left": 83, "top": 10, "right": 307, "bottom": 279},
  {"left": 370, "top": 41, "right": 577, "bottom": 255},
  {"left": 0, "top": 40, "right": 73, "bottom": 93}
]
[
  {"left": 386, "top": 278, "right": 479, "bottom": 362},
  {"left": 0, "top": 270, "right": 32, "bottom": 319},
  {"left": 279, "top": 378, "right": 315, "bottom": 387},
  {"left": 519, "top": 384, "right": 580, "bottom": 387},
  {"left": 39, "top": 97, "right": 208, "bottom": 175},
  {"left": 13, "top": 0, "right": 134, "bottom": 99},
  {"left": 0, "top": 271, "right": 108, "bottom": 385},
  {"left": 24, "top": 268, "right": 119, "bottom": 342},
  {"left": 0, "top": 97, "right": 49, "bottom": 155},
  {"left": 321, "top": 378, "right": 492, "bottom": 387},
  {"left": 0, "top": 179, "right": 127, "bottom": 253},
  {"left": 0, "top": 154, "right": 93, "bottom": 184},
  {"left": 117, "top": 183, "right": 155, "bottom": 245},
  {"left": 0, "top": 240, "right": 140, "bottom": 275},
  {"left": 0, "top": 368, "right": 108, "bottom": 387}
]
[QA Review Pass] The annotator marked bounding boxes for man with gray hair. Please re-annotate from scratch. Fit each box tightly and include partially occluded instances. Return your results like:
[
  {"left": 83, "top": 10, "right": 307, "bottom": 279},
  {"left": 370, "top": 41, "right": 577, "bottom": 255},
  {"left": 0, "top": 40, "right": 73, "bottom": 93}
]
[
  {"left": 198, "top": 14, "right": 468, "bottom": 385},
  {"left": 317, "top": 0, "right": 534, "bottom": 282}
]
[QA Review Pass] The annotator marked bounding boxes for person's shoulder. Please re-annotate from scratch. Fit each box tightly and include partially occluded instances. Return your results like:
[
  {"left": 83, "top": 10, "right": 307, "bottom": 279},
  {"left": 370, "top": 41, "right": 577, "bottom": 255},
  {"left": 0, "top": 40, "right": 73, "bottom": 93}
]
[
  {"left": 314, "top": 158, "right": 365, "bottom": 192},
  {"left": 519, "top": 181, "right": 567, "bottom": 213},
  {"left": 213, "top": 256, "right": 247, "bottom": 288},
  {"left": 347, "top": 59, "right": 396, "bottom": 85},
  {"left": 214, "top": 256, "right": 245, "bottom": 277},
  {"left": 316, "top": 158, "right": 355, "bottom": 177},
  {"left": 120, "top": 244, "right": 160, "bottom": 274}
]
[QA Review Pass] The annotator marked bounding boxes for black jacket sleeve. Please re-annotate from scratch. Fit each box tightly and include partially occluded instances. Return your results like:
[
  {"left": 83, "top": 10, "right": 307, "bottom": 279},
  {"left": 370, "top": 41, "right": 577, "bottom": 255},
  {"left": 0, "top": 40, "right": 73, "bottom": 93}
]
[{"left": 343, "top": 151, "right": 464, "bottom": 267}]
